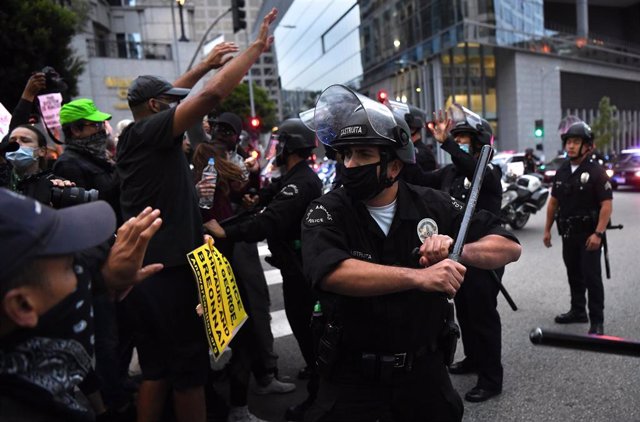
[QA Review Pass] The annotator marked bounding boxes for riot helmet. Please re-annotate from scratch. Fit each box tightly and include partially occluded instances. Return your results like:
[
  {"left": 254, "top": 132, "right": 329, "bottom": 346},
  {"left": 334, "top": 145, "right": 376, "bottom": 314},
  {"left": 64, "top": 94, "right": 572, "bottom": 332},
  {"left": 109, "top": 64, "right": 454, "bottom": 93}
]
[
  {"left": 274, "top": 117, "right": 317, "bottom": 165},
  {"left": 312, "top": 84, "right": 415, "bottom": 164},
  {"left": 449, "top": 103, "right": 493, "bottom": 150},
  {"left": 312, "top": 84, "right": 415, "bottom": 201}
]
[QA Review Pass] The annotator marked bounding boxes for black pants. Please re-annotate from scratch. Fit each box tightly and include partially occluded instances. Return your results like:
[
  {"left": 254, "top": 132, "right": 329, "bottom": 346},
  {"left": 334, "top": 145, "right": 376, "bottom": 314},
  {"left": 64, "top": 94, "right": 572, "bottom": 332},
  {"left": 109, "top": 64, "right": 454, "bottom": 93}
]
[
  {"left": 281, "top": 264, "right": 316, "bottom": 369},
  {"left": 304, "top": 351, "right": 462, "bottom": 422},
  {"left": 454, "top": 266, "right": 503, "bottom": 391},
  {"left": 561, "top": 235, "right": 604, "bottom": 323}
]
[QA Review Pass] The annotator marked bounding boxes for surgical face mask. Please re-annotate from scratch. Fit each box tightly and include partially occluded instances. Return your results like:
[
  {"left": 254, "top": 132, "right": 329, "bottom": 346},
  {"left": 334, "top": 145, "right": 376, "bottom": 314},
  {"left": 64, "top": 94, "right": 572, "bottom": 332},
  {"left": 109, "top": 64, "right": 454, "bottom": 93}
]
[
  {"left": 5, "top": 146, "right": 38, "bottom": 170},
  {"left": 341, "top": 161, "right": 384, "bottom": 201},
  {"left": 459, "top": 144, "right": 470, "bottom": 154}
]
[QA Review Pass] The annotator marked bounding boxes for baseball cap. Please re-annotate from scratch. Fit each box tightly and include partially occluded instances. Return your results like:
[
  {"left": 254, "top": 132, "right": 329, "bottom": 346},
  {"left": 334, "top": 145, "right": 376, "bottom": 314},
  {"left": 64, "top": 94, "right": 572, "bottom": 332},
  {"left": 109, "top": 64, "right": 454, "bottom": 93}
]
[
  {"left": 0, "top": 188, "right": 116, "bottom": 282},
  {"left": 127, "top": 75, "right": 190, "bottom": 106},
  {"left": 214, "top": 112, "right": 242, "bottom": 136},
  {"left": 59, "top": 98, "right": 112, "bottom": 125},
  {"left": 0, "top": 134, "right": 19, "bottom": 154}
]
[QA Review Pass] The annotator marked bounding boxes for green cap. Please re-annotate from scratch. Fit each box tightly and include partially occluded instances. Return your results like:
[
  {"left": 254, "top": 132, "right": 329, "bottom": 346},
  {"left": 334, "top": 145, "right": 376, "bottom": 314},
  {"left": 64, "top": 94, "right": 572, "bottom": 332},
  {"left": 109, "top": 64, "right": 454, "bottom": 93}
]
[{"left": 59, "top": 98, "right": 112, "bottom": 125}]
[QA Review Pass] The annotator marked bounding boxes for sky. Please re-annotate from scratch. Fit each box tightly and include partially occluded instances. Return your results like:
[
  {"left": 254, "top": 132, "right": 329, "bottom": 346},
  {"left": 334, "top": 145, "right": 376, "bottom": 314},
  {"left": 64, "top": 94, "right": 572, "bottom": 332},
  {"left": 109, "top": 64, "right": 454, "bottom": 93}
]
[{"left": 274, "top": 0, "right": 362, "bottom": 91}]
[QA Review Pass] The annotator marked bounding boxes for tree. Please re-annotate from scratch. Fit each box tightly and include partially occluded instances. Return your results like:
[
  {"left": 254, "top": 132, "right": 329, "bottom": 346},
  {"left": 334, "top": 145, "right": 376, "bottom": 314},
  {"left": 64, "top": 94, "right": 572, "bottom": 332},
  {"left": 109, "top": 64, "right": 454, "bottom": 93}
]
[
  {"left": 215, "top": 82, "right": 278, "bottom": 132},
  {"left": 590, "top": 96, "right": 619, "bottom": 153},
  {"left": 0, "top": 0, "right": 87, "bottom": 110}
]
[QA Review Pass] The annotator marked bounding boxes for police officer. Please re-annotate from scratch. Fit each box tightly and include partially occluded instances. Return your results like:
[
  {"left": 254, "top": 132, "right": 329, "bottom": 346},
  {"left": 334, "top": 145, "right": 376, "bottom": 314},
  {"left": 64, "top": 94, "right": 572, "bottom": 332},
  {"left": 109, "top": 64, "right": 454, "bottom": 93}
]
[
  {"left": 543, "top": 121, "right": 613, "bottom": 335},
  {"left": 406, "top": 105, "right": 437, "bottom": 172},
  {"left": 301, "top": 85, "right": 522, "bottom": 421},
  {"left": 203, "top": 118, "right": 322, "bottom": 419},
  {"left": 404, "top": 105, "right": 505, "bottom": 401}
]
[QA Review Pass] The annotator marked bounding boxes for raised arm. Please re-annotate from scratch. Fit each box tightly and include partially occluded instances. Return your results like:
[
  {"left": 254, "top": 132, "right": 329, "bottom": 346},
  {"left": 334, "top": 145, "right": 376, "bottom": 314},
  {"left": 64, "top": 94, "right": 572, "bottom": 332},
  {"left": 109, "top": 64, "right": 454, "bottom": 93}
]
[{"left": 172, "top": 8, "right": 277, "bottom": 137}]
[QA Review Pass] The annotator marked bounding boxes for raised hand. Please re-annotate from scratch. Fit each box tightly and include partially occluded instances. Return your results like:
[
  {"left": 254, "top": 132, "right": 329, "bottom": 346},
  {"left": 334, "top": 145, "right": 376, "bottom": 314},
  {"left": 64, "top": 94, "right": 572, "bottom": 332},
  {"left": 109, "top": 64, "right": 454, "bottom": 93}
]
[
  {"left": 101, "top": 207, "right": 163, "bottom": 294},
  {"left": 204, "top": 41, "right": 240, "bottom": 69},
  {"left": 427, "top": 109, "right": 452, "bottom": 144},
  {"left": 255, "top": 8, "right": 277, "bottom": 52}
]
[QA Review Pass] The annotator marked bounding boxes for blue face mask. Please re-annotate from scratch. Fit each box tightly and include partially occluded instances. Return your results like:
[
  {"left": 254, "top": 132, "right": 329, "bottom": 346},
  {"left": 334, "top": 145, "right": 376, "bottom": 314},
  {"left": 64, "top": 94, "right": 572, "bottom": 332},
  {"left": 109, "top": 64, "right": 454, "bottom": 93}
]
[
  {"left": 5, "top": 146, "right": 37, "bottom": 170},
  {"left": 458, "top": 144, "right": 470, "bottom": 154}
]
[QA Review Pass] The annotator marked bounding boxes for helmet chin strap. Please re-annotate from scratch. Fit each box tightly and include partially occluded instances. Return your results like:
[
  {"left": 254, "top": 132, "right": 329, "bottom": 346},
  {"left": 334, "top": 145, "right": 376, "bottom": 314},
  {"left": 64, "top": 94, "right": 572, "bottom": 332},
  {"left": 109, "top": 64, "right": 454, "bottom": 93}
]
[
  {"left": 378, "top": 149, "right": 395, "bottom": 189},
  {"left": 575, "top": 141, "right": 593, "bottom": 161}
]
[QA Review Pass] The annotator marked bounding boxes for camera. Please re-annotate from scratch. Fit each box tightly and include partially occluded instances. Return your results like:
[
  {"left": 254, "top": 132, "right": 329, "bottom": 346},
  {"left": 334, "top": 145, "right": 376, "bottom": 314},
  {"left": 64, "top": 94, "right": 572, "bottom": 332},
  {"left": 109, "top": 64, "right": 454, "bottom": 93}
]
[
  {"left": 50, "top": 186, "right": 99, "bottom": 209},
  {"left": 41, "top": 66, "right": 68, "bottom": 94}
]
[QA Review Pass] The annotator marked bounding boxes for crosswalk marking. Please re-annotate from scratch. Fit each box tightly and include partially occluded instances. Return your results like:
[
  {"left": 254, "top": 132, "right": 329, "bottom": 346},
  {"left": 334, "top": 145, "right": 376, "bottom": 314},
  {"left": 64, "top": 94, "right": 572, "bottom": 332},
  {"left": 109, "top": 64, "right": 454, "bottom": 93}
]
[
  {"left": 258, "top": 243, "right": 292, "bottom": 338},
  {"left": 270, "top": 309, "right": 293, "bottom": 338}
]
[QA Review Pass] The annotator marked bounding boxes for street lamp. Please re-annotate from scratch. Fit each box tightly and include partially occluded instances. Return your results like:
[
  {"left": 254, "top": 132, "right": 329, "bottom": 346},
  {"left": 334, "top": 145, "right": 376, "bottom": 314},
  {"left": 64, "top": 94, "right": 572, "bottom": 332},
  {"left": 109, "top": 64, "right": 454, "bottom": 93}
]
[{"left": 176, "top": 0, "right": 188, "bottom": 42}]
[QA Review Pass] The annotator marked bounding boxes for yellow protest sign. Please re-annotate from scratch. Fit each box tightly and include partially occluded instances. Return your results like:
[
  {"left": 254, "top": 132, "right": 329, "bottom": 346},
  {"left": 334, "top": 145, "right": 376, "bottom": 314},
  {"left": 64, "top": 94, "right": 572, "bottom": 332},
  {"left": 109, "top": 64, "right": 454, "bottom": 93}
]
[{"left": 187, "top": 241, "right": 248, "bottom": 360}]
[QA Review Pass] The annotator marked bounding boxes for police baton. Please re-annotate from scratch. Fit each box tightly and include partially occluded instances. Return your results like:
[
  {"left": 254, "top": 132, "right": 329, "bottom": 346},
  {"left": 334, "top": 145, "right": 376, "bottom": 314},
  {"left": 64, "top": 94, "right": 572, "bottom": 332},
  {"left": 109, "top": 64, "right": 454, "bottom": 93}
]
[
  {"left": 529, "top": 327, "right": 640, "bottom": 358},
  {"left": 603, "top": 222, "right": 623, "bottom": 279},
  {"left": 449, "top": 145, "right": 518, "bottom": 311}
]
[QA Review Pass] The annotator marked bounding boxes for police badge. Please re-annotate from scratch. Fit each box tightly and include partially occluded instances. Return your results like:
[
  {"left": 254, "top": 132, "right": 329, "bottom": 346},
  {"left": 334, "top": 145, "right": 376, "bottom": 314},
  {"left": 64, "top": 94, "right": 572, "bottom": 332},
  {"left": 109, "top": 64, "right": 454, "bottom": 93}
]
[
  {"left": 580, "top": 172, "right": 590, "bottom": 184},
  {"left": 417, "top": 218, "right": 438, "bottom": 243}
]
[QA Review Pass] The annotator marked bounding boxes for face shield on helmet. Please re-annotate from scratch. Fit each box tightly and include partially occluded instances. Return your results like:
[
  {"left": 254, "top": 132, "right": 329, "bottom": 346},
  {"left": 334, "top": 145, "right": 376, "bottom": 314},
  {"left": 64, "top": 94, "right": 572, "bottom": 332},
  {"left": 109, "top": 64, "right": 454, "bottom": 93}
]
[
  {"left": 312, "top": 84, "right": 415, "bottom": 164},
  {"left": 448, "top": 103, "right": 493, "bottom": 149},
  {"left": 559, "top": 119, "right": 594, "bottom": 157}
]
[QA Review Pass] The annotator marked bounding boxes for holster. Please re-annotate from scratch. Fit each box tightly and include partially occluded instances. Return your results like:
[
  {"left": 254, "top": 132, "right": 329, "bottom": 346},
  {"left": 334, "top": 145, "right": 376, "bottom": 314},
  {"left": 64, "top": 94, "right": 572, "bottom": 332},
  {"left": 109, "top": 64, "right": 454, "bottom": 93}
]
[
  {"left": 556, "top": 215, "right": 596, "bottom": 238},
  {"left": 316, "top": 322, "right": 342, "bottom": 378},
  {"left": 438, "top": 301, "right": 460, "bottom": 367}
]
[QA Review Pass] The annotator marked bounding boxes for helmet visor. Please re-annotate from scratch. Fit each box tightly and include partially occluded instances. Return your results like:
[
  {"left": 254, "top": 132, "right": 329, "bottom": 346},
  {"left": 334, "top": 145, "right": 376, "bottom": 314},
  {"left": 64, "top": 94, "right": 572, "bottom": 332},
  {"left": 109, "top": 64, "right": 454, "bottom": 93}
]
[
  {"left": 449, "top": 103, "right": 483, "bottom": 133},
  {"left": 314, "top": 84, "right": 399, "bottom": 147}
]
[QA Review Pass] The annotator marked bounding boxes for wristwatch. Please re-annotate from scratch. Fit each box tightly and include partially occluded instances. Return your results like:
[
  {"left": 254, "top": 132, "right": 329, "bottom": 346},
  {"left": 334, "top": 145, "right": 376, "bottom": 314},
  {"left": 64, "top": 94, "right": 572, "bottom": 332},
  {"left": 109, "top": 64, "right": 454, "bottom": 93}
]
[{"left": 594, "top": 231, "right": 605, "bottom": 239}]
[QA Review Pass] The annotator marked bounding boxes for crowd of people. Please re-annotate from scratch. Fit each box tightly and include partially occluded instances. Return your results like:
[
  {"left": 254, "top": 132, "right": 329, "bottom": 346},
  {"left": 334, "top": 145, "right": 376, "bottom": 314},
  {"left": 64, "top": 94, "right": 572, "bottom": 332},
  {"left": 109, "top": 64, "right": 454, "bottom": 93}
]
[{"left": 0, "top": 6, "right": 615, "bottom": 422}]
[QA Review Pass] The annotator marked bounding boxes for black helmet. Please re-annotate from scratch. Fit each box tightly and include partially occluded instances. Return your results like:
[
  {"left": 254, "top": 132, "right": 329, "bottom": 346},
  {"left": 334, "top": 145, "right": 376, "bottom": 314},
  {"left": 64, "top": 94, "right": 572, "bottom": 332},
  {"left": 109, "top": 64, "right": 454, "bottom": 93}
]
[
  {"left": 449, "top": 103, "right": 493, "bottom": 146},
  {"left": 404, "top": 104, "right": 426, "bottom": 130},
  {"left": 312, "top": 84, "right": 415, "bottom": 164},
  {"left": 560, "top": 121, "right": 593, "bottom": 144},
  {"left": 277, "top": 118, "right": 317, "bottom": 153}
]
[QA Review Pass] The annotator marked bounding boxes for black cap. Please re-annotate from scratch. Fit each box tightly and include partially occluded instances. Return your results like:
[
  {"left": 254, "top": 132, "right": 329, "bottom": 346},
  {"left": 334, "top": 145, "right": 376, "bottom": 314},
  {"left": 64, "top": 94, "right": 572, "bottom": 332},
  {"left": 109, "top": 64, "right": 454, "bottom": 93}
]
[
  {"left": 214, "top": 112, "right": 243, "bottom": 136},
  {"left": 0, "top": 134, "right": 19, "bottom": 155},
  {"left": 127, "top": 75, "right": 190, "bottom": 106},
  {"left": 0, "top": 188, "right": 116, "bottom": 282}
]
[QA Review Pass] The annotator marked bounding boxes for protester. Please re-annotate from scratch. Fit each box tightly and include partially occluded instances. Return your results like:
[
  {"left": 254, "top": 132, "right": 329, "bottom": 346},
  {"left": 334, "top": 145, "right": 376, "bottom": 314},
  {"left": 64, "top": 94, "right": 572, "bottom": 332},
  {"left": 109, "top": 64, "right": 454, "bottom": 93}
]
[
  {"left": 115, "top": 9, "right": 276, "bottom": 422},
  {"left": 0, "top": 188, "right": 162, "bottom": 421},
  {"left": 300, "top": 85, "right": 521, "bottom": 421},
  {"left": 204, "top": 118, "right": 322, "bottom": 421}
]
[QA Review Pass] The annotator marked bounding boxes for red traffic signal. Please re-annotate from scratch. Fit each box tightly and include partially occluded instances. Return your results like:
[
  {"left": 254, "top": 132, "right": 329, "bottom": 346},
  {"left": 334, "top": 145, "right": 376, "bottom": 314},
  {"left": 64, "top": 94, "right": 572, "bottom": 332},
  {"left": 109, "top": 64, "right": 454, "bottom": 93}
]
[
  {"left": 250, "top": 117, "right": 261, "bottom": 129},
  {"left": 377, "top": 89, "right": 389, "bottom": 103}
]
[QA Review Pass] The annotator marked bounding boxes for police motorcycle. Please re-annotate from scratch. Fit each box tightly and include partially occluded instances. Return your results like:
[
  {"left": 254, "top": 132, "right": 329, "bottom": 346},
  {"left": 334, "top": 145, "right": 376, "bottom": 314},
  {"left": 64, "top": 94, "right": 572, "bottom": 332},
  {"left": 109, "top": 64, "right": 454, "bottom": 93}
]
[{"left": 499, "top": 167, "right": 549, "bottom": 229}]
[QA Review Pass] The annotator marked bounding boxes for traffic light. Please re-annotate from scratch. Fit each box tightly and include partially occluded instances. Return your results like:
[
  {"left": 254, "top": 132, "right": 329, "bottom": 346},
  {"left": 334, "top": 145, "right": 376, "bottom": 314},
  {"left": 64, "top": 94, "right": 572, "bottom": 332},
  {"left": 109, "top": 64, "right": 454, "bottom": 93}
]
[
  {"left": 250, "top": 116, "right": 260, "bottom": 129},
  {"left": 534, "top": 119, "right": 544, "bottom": 138},
  {"left": 377, "top": 89, "right": 388, "bottom": 104},
  {"left": 231, "top": 0, "right": 247, "bottom": 33}
]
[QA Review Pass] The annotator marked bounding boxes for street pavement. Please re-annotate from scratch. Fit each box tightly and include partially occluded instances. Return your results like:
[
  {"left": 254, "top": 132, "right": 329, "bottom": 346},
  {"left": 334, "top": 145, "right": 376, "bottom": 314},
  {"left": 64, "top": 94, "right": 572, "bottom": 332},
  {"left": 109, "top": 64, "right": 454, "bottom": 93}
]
[{"left": 241, "top": 187, "right": 640, "bottom": 422}]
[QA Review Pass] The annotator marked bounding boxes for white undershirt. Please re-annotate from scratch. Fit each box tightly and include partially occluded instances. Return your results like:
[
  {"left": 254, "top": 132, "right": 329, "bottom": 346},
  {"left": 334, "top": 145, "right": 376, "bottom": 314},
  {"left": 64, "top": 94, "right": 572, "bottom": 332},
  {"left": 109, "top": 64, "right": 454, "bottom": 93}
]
[
  {"left": 570, "top": 164, "right": 579, "bottom": 173},
  {"left": 366, "top": 199, "right": 397, "bottom": 236}
]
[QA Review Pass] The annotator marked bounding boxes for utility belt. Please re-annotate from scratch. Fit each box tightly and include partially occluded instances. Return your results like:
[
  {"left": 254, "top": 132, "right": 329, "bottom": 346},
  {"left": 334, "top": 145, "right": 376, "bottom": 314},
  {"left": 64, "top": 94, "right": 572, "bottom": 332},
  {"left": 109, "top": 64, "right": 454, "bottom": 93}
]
[
  {"left": 314, "top": 303, "right": 458, "bottom": 380},
  {"left": 556, "top": 214, "right": 596, "bottom": 238}
]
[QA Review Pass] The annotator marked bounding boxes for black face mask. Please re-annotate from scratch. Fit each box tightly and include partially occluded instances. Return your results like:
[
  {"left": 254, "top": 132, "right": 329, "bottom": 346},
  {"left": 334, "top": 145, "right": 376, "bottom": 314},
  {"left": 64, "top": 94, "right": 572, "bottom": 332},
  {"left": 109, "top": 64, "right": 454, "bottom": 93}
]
[{"left": 341, "top": 161, "right": 385, "bottom": 201}]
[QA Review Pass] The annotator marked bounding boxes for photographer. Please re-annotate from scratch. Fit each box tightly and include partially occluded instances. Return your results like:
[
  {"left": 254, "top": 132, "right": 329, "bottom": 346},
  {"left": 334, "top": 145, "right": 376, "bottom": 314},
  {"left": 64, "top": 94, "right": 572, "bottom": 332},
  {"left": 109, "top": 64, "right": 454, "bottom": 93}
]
[
  {"left": 54, "top": 99, "right": 121, "bottom": 222},
  {"left": 8, "top": 72, "right": 47, "bottom": 131},
  {"left": 0, "top": 188, "right": 163, "bottom": 422}
]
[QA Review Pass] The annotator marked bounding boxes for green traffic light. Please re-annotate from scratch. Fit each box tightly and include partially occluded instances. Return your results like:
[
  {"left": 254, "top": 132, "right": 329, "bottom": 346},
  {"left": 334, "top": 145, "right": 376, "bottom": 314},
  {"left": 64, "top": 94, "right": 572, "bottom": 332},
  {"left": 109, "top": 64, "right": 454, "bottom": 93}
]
[{"left": 534, "top": 128, "right": 544, "bottom": 138}]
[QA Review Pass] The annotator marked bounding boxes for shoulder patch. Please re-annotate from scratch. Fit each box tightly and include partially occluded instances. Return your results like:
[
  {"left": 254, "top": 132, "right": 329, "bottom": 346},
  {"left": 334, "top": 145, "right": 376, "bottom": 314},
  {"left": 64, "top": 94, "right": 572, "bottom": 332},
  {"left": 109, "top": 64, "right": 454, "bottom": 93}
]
[
  {"left": 304, "top": 204, "right": 333, "bottom": 227},
  {"left": 277, "top": 184, "right": 299, "bottom": 198}
]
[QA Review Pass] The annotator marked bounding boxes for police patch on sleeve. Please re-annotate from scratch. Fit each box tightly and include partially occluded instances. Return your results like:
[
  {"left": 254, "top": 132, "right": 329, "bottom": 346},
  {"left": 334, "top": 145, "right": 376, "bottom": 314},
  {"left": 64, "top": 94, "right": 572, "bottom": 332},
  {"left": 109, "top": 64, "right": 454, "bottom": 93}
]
[
  {"left": 417, "top": 218, "right": 438, "bottom": 243},
  {"left": 304, "top": 204, "right": 333, "bottom": 226},
  {"left": 277, "top": 184, "right": 299, "bottom": 198}
]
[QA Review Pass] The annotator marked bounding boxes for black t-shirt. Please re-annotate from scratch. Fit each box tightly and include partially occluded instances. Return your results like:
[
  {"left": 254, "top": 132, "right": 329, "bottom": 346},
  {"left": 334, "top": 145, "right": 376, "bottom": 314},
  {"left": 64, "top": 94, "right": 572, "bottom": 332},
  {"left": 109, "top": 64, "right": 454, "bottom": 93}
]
[
  {"left": 116, "top": 108, "right": 203, "bottom": 266},
  {"left": 301, "top": 181, "right": 518, "bottom": 352},
  {"left": 551, "top": 158, "right": 613, "bottom": 217}
]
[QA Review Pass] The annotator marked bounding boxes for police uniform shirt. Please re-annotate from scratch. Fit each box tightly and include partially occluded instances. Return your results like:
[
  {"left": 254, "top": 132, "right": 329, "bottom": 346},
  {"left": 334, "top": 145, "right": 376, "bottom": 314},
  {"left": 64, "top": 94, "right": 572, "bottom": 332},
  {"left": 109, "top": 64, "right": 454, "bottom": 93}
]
[
  {"left": 551, "top": 158, "right": 612, "bottom": 217},
  {"left": 301, "top": 180, "right": 518, "bottom": 353},
  {"left": 224, "top": 160, "right": 323, "bottom": 243}
]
